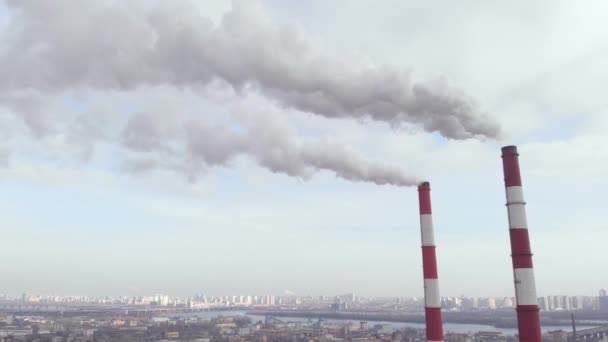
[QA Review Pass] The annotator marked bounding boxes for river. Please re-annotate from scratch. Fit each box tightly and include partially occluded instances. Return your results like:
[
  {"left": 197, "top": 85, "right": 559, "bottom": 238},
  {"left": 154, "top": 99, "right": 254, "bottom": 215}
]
[{"left": 171, "top": 310, "right": 576, "bottom": 335}]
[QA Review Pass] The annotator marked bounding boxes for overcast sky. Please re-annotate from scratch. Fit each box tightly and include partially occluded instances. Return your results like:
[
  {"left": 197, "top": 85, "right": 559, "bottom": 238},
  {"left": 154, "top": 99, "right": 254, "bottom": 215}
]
[{"left": 1, "top": 0, "right": 607, "bottom": 298}]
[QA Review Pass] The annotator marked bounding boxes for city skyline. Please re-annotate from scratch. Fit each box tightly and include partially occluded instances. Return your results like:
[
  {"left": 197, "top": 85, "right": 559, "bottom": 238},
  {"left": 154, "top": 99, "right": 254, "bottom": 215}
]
[
  {"left": 1, "top": 0, "right": 608, "bottom": 298},
  {"left": 3, "top": 290, "right": 607, "bottom": 302},
  {"left": 3, "top": 291, "right": 608, "bottom": 315}
]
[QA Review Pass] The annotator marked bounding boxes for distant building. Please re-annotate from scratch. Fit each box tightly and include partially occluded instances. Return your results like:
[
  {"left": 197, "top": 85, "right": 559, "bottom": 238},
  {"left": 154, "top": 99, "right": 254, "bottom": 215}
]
[
  {"left": 474, "top": 331, "right": 503, "bottom": 341},
  {"left": 538, "top": 297, "right": 548, "bottom": 311},
  {"left": 599, "top": 289, "right": 608, "bottom": 312},
  {"left": 559, "top": 296, "right": 571, "bottom": 311},
  {"left": 571, "top": 296, "right": 583, "bottom": 310},
  {"left": 487, "top": 297, "right": 496, "bottom": 310},
  {"left": 331, "top": 301, "right": 348, "bottom": 311},
  {"left": 373, "top": 324, "right": 392, "bottom": 334},
  {"left": 165, "top": 331, "right": 179, "bottom": 339},
  {"left": 263, "top": 295, "right": 275, "bottom": 306},
  {"left": 338, "top": 293, "right": 357, "bottom": 303},
  {"left": 360, "top": 321, "right": 368, "bottom": 331},
  {"left": 461, "top": 296, "right": 478, "bottom": 311}
]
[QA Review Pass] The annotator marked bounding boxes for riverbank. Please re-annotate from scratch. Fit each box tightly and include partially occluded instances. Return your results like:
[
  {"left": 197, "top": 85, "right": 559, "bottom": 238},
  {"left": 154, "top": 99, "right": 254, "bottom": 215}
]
[{"left": 246, "top": 309, "right": 598, "bottom": 331}]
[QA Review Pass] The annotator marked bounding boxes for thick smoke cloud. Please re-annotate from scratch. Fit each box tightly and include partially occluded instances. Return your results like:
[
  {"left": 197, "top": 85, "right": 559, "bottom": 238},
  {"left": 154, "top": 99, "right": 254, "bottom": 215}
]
[
  {"left": 0, "top": 0, "right": 499, "bottom": 139},
  {"left": 118, "top": 110, "right": 419, "bottom": 186},
  {"left": 0, "top": 88, "right": 419, "bottom": 186},
  {"left": 0, "top": 0, "right": 498, "bottom": 186}
]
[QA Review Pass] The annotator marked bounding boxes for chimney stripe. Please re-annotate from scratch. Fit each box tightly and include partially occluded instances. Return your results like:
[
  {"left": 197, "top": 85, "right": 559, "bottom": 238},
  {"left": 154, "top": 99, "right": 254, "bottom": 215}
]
[
  {"left": 418, "top": 182, "right": 444, "bottom": 342},
  {"left": 501, "top": 146, "right": 541, "bottom": 342},
  {"left": 420, "top": 214, "right": 436, "bottom": 246}
]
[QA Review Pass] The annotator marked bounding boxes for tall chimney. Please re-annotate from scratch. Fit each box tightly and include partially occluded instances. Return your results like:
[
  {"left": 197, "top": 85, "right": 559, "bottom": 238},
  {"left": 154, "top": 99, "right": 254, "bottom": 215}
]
[
  {"left": 501, "top": 146, "right": 541, "bottom": 342},
  {"left": 418, "top": 182, "right": 444, "bottom": 342}
]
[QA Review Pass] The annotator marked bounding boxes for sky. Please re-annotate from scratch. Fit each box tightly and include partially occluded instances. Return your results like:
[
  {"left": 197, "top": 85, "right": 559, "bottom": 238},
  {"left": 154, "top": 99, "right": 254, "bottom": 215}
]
[{"left": 0, "top": 0, "right": 607, "bottom": 298}]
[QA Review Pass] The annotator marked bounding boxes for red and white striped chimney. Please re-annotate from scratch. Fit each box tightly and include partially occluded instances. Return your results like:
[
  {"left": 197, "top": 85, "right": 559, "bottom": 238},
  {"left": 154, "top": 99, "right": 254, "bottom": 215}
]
[
  {"left": 418, "top": 182, "right": 444, "bottom": 342},
  {"left": 501, "top": 146, "right": 541, "bottom": 342}
]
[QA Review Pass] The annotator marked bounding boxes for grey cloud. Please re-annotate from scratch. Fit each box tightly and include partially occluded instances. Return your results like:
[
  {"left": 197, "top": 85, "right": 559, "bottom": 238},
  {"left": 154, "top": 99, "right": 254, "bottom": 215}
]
[
  {"left": 120, "top": 111, "right": 419, "bottom": 186},
  {"left": 0, "top": 91, "right": 54, "bottom": 138},
  {"left": 0, "top": 85, "right": 418, "bottom": 186},
  {"left": 1, "top": 0, "right": 499, "bottom": 139},
  {"left": 0, "top": 147, "right": 9, "bottom": 167}
]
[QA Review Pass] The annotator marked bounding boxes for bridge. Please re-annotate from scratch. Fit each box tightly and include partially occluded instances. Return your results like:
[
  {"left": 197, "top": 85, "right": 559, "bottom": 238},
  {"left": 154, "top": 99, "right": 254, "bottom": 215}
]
[{"left": 568, "top": 325, "right": 608, "bottom": 342}]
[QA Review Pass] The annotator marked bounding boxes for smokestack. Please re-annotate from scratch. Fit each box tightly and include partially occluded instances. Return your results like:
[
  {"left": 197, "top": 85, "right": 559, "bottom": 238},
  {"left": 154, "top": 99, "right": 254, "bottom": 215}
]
[
  {"left": 417, "top": 182, "right": 444, "bottom": 342},
  {"left": 501, "top": 146, "right": 541, "bottom": 342}
]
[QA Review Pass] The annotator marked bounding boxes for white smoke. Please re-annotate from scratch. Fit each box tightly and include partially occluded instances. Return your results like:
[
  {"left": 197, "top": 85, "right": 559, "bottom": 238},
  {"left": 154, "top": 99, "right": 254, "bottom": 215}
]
[
  {"left": 0, "top": 0, "right": 499, "bottom": 186},
  {"left": 0, "top": 0, "right": 499, "bottom": 139},
  {"left": 118, "top": 108, "right": 419, "bottom": 186}
]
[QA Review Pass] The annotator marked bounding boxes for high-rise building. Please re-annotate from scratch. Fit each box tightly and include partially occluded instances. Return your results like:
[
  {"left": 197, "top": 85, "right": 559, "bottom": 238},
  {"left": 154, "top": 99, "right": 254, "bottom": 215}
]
[
  {"left": 338, "top": 293, "right": 356, "bottom": 303},
  {"left": 263, "top": 295, "right": 275, "bottom": 306},
  {"left": 599, "top": 289, "right": 608, "bottom": 312},
  {"left": 538, "top": 297, "right": 548, "bottom": 311},
  {"left": 571, "top": 296, "right": 582, "bottom": 310},
  {"left": 558, "top": 296, "right": 571, "bottom": 311},
  {"left": 461, "top": 297, "right": 478, "bottom": 311},
  {"left": 487, "top": 297, "right": 496, "bottom": 310},
  {"left": 552, "top": 296, "right": 561, "bottom": 310},
  {"left": 581, "top": 296, "right": 598, "bottom": 310}
]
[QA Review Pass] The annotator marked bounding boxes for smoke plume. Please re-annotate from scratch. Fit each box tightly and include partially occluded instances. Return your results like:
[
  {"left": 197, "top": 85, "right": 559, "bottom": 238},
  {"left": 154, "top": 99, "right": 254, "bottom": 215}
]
[
  {"left": 0, "top": 0, "right": 499, "bottom": 139},
  {"left": 0, "top": 0, "right": 498, "bottom": 186},
  {"left": 117, "top": 106, "right": 419, "bottom": 186}
]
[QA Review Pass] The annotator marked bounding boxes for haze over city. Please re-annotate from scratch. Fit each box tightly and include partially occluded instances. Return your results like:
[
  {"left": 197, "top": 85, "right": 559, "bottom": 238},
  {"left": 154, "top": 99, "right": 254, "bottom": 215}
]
[{"left": 1, "top": 0, "right": 607, "bottom": 302}]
